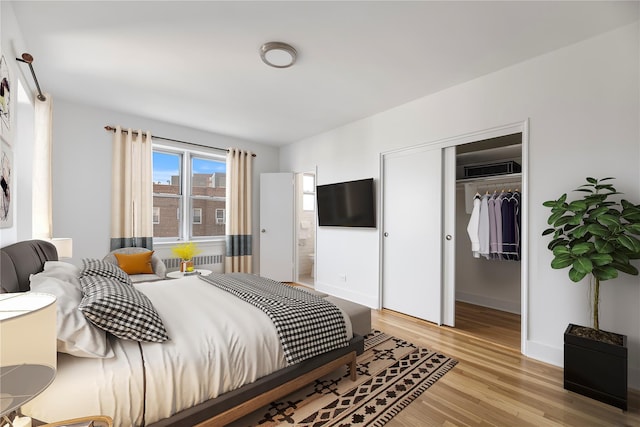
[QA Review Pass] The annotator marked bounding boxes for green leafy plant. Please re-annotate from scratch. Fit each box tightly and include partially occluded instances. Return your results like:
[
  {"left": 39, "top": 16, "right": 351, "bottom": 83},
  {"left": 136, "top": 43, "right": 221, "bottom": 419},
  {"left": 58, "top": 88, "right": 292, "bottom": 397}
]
[{"left": 542, "top": 177, "right": 640, "bottom": 331}]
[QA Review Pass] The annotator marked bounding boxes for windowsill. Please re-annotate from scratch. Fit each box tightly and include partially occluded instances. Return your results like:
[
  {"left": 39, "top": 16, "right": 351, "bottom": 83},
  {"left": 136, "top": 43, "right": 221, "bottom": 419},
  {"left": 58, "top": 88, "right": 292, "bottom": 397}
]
[{"left": 153, "top": 239, "right": 225, "bottom": 248}]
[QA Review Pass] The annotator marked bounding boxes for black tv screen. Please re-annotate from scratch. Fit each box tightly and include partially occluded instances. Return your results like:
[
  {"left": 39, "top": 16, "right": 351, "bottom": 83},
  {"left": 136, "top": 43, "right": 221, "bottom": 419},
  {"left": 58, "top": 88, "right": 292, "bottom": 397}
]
[{"left": 316, "top": 178, "right": 376, "bottom": 227}]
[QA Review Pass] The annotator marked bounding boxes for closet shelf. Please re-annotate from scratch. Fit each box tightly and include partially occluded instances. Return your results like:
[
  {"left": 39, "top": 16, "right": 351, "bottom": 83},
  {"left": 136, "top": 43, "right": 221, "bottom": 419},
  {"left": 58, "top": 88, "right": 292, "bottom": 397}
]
[{"left": 456, "top": 172, "right": 521, "bottom": 185}]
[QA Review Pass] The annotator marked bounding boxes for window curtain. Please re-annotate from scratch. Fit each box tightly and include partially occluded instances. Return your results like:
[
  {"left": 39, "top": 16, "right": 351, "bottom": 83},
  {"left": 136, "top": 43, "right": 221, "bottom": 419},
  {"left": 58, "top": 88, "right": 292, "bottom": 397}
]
[
  {"left": 110, "top": 126, "right": 153, "bottom": 250},
  {"left": 225, "top": 148, "right": 253, "bottom": 273},
  {"left": 32, "top": 93, "right": 53, "bottom": 239}
]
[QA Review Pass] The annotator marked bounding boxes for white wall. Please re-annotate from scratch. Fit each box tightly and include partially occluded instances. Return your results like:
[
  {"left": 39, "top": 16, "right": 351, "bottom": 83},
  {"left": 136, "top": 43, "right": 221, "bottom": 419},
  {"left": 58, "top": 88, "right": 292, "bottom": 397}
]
[
  {"left": 51, "top": 99, "right": 280, "bottom": 271},
  {"left": 280, "top": 23, "right": 640, "bottom": 387}
]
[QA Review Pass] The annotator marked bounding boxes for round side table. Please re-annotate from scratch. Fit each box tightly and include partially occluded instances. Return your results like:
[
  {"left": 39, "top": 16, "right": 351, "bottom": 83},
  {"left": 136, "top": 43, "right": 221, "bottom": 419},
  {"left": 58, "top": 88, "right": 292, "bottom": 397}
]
[{"left": 166, "top": 269, "right": 212, "bottom": 279}]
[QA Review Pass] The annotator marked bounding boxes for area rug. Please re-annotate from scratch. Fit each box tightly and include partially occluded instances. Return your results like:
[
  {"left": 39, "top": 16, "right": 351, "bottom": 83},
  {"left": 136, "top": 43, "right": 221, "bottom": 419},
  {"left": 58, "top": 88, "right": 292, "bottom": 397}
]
[{"left": 232, "top": 330, "right": 458, "bottom": 426}]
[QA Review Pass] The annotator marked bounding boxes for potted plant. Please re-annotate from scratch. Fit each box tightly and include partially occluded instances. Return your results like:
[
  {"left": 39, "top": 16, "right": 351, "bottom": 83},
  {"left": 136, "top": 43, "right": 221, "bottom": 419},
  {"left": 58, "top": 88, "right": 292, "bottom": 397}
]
[
  {"left": 172, "top": 241, "right": 202, "bottom": 272},
  {"left": 542, "top": 177, "right": 640, "bottom": 410}
]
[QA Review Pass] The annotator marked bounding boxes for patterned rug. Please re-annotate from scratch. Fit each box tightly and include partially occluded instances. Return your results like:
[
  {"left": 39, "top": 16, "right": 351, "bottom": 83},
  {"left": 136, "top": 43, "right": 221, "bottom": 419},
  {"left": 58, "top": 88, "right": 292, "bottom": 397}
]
[{"left": 232, "top": 330, "right": 458, "bottom": 426}]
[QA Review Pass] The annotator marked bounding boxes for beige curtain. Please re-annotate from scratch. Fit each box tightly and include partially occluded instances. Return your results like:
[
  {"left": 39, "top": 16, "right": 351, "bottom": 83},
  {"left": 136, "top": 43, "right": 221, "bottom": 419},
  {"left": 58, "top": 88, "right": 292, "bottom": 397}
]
[
  {"left": 110, "top": 126, "right": 153, "bottom": 250},
  {"left": 225, "top": 148, "right": 253, "bottom": 273},
  {"left": 32, "top": 93, "right": 53, "bottom": 239}
]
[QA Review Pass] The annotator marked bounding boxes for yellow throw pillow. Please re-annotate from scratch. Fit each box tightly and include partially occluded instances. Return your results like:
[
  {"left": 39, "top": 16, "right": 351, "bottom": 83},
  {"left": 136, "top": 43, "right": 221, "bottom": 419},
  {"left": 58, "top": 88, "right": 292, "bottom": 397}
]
[{"left": 114, "top": 251, "right": 155, "bottom": 275}]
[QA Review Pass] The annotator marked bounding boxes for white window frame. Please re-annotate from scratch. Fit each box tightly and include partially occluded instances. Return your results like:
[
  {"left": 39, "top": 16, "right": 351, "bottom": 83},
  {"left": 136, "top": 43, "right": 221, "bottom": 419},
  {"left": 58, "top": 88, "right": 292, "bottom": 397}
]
[
  {"left": 152, "top": 207, "right": 160, "bottom": 224},
  {"left": 215, "top": 208, "right": 226, "bottom": 225},
  {"left": 302, "top": 173, "right": 315, "bottom": 211},
  {"left": 192, "top": 207, "right": 202, "bottom": 224},
  {"left": 153, "top": 144, "right": 226, "bottom": 243}
]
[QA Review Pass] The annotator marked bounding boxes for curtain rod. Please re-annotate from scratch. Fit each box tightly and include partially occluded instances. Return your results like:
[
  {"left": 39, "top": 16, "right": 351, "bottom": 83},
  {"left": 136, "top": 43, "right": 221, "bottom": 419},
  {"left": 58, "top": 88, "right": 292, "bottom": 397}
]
[
  {"left": 104, "top": 126, "right": 256, "bottom": 157},
  {"left": 16, "top": 53, "right": 46, "bottom": 101}
]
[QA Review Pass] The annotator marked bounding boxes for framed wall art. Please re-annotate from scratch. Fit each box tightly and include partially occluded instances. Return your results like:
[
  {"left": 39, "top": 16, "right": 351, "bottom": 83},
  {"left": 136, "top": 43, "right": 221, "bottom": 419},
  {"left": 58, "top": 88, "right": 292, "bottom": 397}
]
[
  {"left": 0, "top": 139, "right": 13, "bottom": 228},
  {"left": 0, "top": 54, "right": 14, "bottom": 144}
]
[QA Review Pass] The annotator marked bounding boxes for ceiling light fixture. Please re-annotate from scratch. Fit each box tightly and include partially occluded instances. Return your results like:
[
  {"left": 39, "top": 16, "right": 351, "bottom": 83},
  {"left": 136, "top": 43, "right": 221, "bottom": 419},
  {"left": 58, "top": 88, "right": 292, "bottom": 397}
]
[{"left": 260, "top": 42, "right": 297, "bottom": 68}]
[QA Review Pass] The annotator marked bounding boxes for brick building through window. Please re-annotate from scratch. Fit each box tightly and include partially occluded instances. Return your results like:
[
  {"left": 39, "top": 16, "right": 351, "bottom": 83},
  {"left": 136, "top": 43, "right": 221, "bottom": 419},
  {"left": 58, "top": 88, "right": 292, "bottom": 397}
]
[{"left": 153, "top": 149, "right": 226, "bottom": 241}]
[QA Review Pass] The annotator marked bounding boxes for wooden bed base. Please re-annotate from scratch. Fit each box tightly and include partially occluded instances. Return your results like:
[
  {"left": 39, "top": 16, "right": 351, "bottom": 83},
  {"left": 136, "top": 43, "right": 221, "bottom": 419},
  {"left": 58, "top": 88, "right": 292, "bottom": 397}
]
[
  {"left": 196, "top": 351, "right": 357, "bottom": 426},
  {"left": 150, "top": 335, "right": 363, "bottom": 427}
]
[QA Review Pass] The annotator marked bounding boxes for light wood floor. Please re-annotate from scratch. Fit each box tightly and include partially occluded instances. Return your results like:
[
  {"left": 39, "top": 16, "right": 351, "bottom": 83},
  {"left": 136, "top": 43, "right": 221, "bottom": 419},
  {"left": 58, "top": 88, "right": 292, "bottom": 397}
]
[
  {"left": 454, "top": 301, "right": 520, "bottom": 350},
  {"left": 373, "top": 308, "right": 640, "bottom": 427}
]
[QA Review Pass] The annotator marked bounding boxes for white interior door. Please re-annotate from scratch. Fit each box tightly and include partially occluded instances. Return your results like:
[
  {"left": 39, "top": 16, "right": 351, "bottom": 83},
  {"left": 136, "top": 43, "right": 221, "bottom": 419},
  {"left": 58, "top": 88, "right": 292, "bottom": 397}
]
[
  {"left": 259, "top": 173, "right": 294, "bottom": 282},
  {"left": 382, "top": 146, "right": 444, "bottom": 324}
]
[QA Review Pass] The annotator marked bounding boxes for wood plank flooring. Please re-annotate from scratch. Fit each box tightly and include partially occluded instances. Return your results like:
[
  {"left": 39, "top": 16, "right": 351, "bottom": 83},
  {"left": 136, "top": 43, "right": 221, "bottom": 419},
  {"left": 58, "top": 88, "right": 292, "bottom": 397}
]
[
  {"left": 373, "top": 308, "right": 640, "bottom": 426},
  {"left": 454, "top": 301, "right": 520, "bottom": 350}
]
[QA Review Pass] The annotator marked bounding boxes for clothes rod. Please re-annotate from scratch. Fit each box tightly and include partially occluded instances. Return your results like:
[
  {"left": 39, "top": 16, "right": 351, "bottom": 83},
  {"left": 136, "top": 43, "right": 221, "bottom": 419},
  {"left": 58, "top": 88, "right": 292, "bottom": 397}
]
[
  {"left": 16, "top": 53, "right": 46, "bottom": 101},
  {"left": 104, "top": 126, "right": 256, "bottom": 157},
  {"left": 474, "top": 182, "right": 521, "bottom": 192}
]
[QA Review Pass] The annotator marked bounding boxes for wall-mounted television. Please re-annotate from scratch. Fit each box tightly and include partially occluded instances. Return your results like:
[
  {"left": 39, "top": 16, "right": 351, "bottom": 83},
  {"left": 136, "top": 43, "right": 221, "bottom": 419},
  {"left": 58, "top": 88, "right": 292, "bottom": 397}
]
[{"left": 316, "top": 178, "right": 376, "bottom": 228}]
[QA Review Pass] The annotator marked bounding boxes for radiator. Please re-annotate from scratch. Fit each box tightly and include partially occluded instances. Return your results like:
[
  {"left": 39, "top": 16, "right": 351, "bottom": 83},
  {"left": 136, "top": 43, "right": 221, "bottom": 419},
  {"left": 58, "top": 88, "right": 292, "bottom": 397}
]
[{"left": 162, "top": 254, "right": 224, "bottom": 270}]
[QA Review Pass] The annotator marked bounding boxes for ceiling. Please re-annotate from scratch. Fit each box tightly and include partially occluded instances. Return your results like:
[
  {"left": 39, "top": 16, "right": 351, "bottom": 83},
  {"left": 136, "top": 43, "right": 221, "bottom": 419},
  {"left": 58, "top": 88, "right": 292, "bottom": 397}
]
[{"left": 9, "top": 1, "right": 639, "bottom": 146}]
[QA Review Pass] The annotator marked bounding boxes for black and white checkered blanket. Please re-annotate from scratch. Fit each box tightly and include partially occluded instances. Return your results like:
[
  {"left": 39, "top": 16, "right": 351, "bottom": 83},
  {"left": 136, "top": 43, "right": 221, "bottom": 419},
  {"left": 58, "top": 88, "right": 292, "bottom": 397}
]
[{"left": 199, "top": 273, "right": 349, "bottom": 365}]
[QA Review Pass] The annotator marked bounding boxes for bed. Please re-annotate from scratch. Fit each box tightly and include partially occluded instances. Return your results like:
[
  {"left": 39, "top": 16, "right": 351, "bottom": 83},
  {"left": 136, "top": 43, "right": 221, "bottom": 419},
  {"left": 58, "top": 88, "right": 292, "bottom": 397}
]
[{"left": 1, "top": 240, "right": 366, "bottom": 426}]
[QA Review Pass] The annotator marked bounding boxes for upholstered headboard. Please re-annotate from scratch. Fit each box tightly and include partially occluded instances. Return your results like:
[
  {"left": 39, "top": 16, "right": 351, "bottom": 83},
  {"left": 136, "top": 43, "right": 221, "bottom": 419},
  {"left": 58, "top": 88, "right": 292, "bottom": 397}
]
[{"left": 0, "top": 239, "right": 58, "bottom": 293}]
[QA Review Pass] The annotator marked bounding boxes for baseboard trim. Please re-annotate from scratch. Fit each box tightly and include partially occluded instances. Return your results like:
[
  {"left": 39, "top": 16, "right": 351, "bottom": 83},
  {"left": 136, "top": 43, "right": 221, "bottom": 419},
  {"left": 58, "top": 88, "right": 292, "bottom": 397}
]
[
  {"left": 456, "top": 291, "right": 520, "bottom": 314},
  {"left": 525, "top": 339, "right": 563, "bottom": 368},
  {"left": 314, "top": 281, "right": 377, "bottom": 308}
]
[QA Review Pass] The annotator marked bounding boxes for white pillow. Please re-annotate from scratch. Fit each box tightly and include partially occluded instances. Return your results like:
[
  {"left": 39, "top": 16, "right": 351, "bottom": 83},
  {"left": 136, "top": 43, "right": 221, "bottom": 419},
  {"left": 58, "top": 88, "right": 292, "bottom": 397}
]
[
  {"left": 29, "top": 273, "right": 114, "bottom": 358},
  {"left": 42, "top": 261, "right": 82, "bottom": 290}
]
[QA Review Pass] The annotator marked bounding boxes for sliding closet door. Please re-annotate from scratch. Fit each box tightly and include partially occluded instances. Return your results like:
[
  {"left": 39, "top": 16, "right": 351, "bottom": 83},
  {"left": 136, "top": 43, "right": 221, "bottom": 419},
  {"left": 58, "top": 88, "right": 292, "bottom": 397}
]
[{"left": 382, "top": 146, "right": 444, "bottom": 324}]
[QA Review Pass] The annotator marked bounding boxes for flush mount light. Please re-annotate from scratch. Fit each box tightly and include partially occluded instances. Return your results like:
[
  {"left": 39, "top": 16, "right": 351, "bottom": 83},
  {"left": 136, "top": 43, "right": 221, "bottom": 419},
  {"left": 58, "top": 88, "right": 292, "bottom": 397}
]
[{"left": 260, "top": 42, "right": 297, "bottom": 68}]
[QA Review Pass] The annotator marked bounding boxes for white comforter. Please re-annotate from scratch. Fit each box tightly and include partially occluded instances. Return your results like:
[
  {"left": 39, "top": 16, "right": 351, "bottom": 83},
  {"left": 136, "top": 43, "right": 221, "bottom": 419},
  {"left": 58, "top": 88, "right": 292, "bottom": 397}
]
[{"left": 23, "top": 276, "right": 300, "bottom": 425}]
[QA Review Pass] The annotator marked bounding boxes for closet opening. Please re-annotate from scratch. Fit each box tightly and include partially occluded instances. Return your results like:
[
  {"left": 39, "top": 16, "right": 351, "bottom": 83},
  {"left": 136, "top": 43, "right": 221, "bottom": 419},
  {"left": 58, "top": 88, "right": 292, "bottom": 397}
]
[{"left": 454, "top": 133, "right": 522, "bottom": 350}]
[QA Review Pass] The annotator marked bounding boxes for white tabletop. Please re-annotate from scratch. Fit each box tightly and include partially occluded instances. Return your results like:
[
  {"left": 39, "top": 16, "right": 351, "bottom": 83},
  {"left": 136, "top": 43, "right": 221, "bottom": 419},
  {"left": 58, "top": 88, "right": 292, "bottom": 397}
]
[{"left": 166, "top": 269, "right": 212, "bottom": 279}]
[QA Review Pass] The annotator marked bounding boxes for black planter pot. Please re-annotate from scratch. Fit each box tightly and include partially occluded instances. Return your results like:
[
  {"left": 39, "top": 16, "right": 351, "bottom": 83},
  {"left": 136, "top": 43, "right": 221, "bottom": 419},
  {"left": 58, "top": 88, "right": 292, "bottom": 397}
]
[{"left": 564, "top": 323, "right": 627, "bottom": 410}]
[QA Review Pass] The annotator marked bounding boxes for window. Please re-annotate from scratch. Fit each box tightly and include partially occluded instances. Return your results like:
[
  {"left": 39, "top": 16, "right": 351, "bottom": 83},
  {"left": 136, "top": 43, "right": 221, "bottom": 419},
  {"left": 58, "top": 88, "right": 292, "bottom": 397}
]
[
  {"left": 302, "top": 173, "right": 315, "bottom": 211},
  {"left": 193, "top": 208, "right": 202, "bottom": 224},
  {"left": 152, "top": 147, "right": 226, "bottom": 241},
  {"left": 216, "top": 208, "right": 226, "bottom": 225},
  {"left": 152, "top": 207, "right": 160, "bottom": 224}
]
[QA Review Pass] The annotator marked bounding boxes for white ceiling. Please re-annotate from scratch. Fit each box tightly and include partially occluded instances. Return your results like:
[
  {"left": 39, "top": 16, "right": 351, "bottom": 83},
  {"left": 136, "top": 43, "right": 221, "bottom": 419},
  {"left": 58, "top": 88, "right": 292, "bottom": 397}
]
[{"left": 10, "top": 1, "right": 640, "bottom": 146}]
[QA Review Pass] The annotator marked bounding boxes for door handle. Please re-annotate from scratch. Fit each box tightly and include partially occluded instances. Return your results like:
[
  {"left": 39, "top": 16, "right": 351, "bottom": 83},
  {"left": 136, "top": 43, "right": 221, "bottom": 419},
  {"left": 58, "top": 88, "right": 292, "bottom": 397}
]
[
  {"left": 445, "top": 234, "right": 452, "bottom": 240},
  {"left": 261, "top": 229, "right": 266, "bottom": 233},
  {"left": 384, "top": 232, "right": 389, "bottom": 237}
]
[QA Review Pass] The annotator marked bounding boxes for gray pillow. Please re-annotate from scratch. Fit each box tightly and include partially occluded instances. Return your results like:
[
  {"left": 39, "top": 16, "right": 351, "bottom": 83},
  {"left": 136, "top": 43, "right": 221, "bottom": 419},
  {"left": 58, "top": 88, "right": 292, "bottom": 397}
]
[{"left": 80, "top": 258, "right": 132, "bottom": 286}]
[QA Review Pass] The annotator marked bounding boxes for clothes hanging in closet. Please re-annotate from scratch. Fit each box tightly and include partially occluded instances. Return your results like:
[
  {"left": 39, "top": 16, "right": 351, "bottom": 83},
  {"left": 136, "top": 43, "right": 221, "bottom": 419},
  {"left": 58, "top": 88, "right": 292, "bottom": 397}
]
[
  {"left": 467, "top": 190, "right": 520, "bottom": 261},
  {"left": 466, "top": 193, "right": 481, "bottom": 258}
]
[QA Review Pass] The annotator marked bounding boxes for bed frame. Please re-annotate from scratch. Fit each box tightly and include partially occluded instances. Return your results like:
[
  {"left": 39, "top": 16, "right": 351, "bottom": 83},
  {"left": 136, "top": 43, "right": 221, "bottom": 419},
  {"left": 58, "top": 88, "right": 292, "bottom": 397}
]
[{"left": 0, "top": 240, "right": 364, "bottom": 426}]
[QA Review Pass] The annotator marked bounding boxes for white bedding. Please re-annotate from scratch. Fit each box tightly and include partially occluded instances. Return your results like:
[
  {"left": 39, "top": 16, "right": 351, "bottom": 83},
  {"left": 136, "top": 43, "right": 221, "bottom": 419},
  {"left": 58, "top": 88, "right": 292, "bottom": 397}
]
[{"left": 22, "top": 276, "right": 351, "bottom": 425}]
